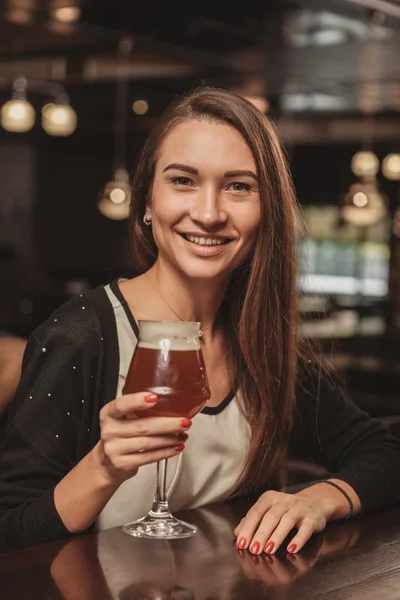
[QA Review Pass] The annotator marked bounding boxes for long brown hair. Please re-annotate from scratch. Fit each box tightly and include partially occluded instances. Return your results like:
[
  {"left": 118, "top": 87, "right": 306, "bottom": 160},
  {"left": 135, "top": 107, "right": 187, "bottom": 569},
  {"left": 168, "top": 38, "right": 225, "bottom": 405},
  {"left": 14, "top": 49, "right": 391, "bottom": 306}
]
[{"left": 128, "top": 87, "right": 301, "bottom": 496}]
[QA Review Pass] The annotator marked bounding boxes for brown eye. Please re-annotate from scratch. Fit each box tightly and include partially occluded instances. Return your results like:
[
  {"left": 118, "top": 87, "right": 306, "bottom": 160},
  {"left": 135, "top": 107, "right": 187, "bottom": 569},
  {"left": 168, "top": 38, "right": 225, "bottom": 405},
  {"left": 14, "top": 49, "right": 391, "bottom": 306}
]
[
  {"left": 228, "top": 182, "right": 252, "bottom": 192},
  {"left": 171, "top": 177, "right": 193, "bottom": 186}
]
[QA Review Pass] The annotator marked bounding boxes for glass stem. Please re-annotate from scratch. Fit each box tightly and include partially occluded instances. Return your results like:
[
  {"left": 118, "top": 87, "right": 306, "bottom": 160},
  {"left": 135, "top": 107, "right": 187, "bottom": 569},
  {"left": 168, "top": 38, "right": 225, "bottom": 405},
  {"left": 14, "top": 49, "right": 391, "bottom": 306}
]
[{"left": 149, "top": 459, "right": 171, "bottom": 518}]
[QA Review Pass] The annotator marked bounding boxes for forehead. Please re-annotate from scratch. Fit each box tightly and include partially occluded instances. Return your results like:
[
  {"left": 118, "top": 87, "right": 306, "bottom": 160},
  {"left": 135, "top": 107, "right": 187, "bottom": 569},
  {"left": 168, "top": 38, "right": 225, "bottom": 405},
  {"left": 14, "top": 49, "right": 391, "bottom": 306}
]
[{"left": 156, "top": 119, "right": 256, "bottom": 173}]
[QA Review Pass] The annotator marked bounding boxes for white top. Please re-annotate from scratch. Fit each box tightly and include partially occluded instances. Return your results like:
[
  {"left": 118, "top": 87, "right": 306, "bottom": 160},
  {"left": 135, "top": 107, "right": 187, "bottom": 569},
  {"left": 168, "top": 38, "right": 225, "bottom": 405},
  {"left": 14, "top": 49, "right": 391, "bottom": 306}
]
[{"left": 96, "top": 284, "right": 250, "bottom": 531}]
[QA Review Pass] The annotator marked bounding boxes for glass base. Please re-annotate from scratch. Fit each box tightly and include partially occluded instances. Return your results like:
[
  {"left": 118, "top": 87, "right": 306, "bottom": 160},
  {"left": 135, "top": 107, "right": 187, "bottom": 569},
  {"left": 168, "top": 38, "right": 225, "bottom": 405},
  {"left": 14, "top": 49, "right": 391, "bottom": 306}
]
[{"left": 123, "top": 513, "right": 197, "bottom": 539}]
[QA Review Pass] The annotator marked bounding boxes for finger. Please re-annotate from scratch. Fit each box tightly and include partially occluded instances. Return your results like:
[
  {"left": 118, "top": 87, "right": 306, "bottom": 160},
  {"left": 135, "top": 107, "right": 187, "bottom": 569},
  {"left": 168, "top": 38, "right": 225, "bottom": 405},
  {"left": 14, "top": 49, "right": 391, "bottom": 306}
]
[
  {"left": 102, "top": 415, "right": 192, "bottom": 439},
  {"left": 107, "top": 442, "right": 186, "bottom": 474},
  {"left": 235, "top": 491, "right": 289, "bottom": 551},
  {"left": 104, "top": 434, "right": 188, "bottom": 457},
  {"left": 233, "top": 518, "right": 244, "bottom": 536},
  {"left": 129, "top": 443, "right": 186, "bottom": 468},
  {"left": 256, "top": 511, "right": 298, "bottom": 555},
  {"left": 102, "top": 393, "right": 157, "bottom": 419},
  {"left": 286, "top": 519, "right": 318, "bottom": 554},
  {"left": 236, "top": 506, "right": 282, "bottom": 553}
]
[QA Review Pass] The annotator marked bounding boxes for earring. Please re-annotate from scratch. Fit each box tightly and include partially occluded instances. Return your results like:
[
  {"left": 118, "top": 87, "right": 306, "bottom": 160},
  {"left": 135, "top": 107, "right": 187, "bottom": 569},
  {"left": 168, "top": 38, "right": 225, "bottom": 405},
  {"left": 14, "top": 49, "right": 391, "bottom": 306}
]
[{"left": 143, "top": 215, "right": 152, "bottom": 226}]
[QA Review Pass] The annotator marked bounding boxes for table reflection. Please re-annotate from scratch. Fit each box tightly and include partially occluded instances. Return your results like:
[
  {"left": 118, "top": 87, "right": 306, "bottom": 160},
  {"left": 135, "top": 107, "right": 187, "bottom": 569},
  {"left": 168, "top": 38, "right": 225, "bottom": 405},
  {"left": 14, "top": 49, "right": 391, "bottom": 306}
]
[{"left": 49, "top": 502, "right": 361, "bottom": 600}]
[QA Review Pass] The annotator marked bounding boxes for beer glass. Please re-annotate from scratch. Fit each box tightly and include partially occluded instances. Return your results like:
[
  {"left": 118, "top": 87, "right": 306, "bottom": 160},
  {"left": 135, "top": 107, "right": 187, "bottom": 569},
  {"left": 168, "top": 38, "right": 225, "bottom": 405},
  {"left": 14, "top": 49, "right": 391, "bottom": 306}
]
[{"left": 122, "top": 320, "right": 210, "bottom": 539}]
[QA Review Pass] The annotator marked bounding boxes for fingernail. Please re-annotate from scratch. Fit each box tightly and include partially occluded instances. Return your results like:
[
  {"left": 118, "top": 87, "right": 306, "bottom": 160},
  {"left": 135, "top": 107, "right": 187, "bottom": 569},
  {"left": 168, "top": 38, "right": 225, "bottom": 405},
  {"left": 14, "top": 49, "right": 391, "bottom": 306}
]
[
  {"left": 287, "top": 553, "right": 297, "bottom": 562},
  {"left": 288, "top": 544, "right": 297, "bottom": 553},
  {"left": 144, "top": 394, "right": 158, "bottom": 403},
  {"left": 264, "top": 541, "right": 275, "bottom": 554},
  {"left": 177, "top": 432, "right": 188, "bottom": 441},
  {"left": 174, "top": 444, "right": 185, "bottom": 452},
  {"left": 250, "top": 542, "right": 260, "bottom": 554},
  {"left": 237, "top": 537, "right": 246, "bottom": 550},
  {"left": 251, "top": 555, "right": 260, "bottom": 565},
  {"left": 180, "top": 418, "right": 192, "bottom": 429}
]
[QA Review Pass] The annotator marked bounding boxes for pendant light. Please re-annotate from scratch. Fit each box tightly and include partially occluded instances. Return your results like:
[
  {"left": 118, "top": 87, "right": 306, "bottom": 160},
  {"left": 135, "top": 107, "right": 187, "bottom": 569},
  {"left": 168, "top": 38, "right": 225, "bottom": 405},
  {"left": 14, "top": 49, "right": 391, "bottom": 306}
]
[{"left": 98, "top": 39, "right": 133, "bottom": 220}]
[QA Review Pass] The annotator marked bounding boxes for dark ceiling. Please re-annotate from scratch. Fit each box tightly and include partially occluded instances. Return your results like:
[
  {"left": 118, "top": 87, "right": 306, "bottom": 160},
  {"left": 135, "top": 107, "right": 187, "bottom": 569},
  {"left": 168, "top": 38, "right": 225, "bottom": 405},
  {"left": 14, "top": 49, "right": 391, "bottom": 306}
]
[
  {"left": 1, "top": 1, "right": 400, "bottom": 332},
  {"left": 1, "top": 0, "right": 400, "bottom": 142}
]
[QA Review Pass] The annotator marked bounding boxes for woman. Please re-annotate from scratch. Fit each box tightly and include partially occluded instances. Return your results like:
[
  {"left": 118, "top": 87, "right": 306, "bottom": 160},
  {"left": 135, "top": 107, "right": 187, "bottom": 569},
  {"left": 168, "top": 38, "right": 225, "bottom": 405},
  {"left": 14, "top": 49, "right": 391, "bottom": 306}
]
[{"left": 1, "top": 87, "right": 399, "bottom": 555}]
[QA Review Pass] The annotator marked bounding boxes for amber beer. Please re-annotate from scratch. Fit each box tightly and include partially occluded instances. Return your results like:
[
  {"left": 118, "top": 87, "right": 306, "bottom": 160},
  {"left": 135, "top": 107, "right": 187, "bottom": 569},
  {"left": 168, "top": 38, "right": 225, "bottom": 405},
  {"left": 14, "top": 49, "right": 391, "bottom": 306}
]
[{"left": 123, "top": 321, "right": 210, "bottom": 418}]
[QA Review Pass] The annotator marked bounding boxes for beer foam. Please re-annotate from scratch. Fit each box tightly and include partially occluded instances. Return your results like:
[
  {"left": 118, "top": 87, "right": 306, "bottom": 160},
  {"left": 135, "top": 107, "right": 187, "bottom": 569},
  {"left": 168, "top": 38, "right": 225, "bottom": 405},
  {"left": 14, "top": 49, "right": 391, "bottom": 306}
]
[{"left": 137, "top": 320, "right": 201, "bottom": 351}]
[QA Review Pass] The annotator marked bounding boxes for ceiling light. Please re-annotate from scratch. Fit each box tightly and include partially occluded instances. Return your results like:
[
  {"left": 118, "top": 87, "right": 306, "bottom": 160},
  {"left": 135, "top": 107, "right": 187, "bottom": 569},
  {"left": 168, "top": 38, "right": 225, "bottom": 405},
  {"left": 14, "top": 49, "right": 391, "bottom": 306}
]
[
  {"left": 98, "top": 198, "right": 130, "bottom": 220},
  {"left": 353, "top": 192, "right": 368, "bottom": 207},
  {"left": 340, "top": 181, "right": 388, "bottom": 227},
  {"left": 41, "top": 103, "right": 77, "bottom": 136},
  {"left": 382, "top": 153, "right": 400, "bottom": 180},
  {"left": 51, "top": 7, "right": 81, "bottom": 23},
  {"left": 42, "top": 103, "right": 55, "bottom": 114},
  {"left": 0, "top": 98, "right": 35, "bottom": 132},
  {"left": 132, "top": 100, "right": 149, "bottom": 115},
  {"left": 109, "top": 188, "right": 127, "bottom": 204},
  {"left": 351, "top": 151, "right": 380, "bottom": 178},
  {"left": 98, "top": 168, "right": 131, "bottom": 220}
]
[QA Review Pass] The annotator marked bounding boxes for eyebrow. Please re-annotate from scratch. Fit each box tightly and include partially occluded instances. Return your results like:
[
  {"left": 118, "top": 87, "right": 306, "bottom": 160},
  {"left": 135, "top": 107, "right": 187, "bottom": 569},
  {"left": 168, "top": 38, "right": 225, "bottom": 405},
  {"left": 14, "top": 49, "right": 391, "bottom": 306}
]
[{"left": 162, "top": 163, "right": 258, "bottom": 182}]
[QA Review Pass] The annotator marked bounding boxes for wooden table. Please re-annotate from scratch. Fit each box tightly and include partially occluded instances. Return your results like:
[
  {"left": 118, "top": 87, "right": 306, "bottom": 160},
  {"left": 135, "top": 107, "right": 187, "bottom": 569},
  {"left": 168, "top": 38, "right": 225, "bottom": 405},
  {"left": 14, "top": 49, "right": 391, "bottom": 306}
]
[{"left": 1, "top": 501, "right": 400, "bottom": 600}]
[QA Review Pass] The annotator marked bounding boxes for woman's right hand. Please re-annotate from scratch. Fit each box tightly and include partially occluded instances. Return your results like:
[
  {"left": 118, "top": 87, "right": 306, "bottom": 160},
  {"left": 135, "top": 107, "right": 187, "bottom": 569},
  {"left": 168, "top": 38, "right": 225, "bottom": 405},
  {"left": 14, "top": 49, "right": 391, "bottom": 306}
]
[{"left": 96, "top": 392, "right": 191, "bottom": 486}]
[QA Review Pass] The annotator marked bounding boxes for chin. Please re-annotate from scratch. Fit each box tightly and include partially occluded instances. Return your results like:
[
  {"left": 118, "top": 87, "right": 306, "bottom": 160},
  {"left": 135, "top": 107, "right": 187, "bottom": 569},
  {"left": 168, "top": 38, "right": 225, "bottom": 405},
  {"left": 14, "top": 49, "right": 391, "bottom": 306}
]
[{"left": 174, "top": 257, "right": 232, "bottom": 282}]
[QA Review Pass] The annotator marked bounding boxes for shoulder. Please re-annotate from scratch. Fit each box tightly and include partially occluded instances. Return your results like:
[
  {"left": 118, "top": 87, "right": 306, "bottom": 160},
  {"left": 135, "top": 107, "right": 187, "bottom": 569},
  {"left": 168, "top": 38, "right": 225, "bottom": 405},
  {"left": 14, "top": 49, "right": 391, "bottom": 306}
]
[
  {"left": 295, "top": 355, "right": 343, "bottom": 406},
  {"left": 31, "top": 283, "right": 114, "bottom": 352}
]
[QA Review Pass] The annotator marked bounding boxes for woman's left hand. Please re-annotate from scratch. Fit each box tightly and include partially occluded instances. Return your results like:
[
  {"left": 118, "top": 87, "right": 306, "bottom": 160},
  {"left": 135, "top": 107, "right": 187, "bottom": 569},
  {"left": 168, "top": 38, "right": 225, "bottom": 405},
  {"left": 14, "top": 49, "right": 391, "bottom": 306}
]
[{"left": 233, "top": 490, "right": 327, "bottom": 555}]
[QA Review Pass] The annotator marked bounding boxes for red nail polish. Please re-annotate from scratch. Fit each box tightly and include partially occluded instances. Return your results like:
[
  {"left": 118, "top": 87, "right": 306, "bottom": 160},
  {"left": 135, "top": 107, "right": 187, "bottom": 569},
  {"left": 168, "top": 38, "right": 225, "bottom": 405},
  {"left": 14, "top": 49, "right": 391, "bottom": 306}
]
[
  {"left": 287, "top": 553, "right": 297, "bottom": 562},
  {"left": 237, "top": 537, "right": 246, "bottom": 550},
  {"left": 264, "top": 541, "right": 275, "bottom": 554},
  {"left": 250, "top": 542, "right": 260, "bottom": 554},
  {"left": 180, "top": 418, "right": 192, "bottom": 429},
  {"left": 177, "top": 433, "right": 188, "bottom": 441},
  {"left": 144, "top": 394, "right": 158, "bottom": 403},
  {"left": 288, "top": 544, "right": 297, "bottom": 554},
  {"left": 174, "top": 444, "right": 185, "bottom": 452},
  {"left": 251, "top": 555, "right": 260, "bottom": 565}
]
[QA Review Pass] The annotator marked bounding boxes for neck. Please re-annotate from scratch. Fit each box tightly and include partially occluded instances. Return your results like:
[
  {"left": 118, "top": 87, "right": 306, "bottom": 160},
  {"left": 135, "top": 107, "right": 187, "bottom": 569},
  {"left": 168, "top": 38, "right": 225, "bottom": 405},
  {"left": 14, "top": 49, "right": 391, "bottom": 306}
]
[{"left": 146, "top": 259, "right": 229, "bottom": 336}]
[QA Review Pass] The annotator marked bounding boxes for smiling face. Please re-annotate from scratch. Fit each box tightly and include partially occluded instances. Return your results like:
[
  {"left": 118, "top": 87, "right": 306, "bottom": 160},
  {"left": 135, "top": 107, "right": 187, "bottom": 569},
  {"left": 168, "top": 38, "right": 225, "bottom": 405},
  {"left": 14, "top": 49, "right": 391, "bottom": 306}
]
[{"left": 145, "top": 119, "right": 261, "bottom": 281}]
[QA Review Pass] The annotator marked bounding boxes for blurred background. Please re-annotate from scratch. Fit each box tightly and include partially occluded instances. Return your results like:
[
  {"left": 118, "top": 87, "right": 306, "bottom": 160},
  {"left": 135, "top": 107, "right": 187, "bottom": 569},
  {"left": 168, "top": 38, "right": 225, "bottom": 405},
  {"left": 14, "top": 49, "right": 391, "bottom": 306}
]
[{"left": 1, "top": 0, "right": 400, "bottom": 431}]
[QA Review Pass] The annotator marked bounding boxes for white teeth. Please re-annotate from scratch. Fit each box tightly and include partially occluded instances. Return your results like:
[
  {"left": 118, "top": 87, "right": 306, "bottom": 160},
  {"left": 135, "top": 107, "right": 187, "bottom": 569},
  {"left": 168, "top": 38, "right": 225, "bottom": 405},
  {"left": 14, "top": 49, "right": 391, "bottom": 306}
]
[{"left": 185, "top": 235, "right": 224, "bottom": 246}]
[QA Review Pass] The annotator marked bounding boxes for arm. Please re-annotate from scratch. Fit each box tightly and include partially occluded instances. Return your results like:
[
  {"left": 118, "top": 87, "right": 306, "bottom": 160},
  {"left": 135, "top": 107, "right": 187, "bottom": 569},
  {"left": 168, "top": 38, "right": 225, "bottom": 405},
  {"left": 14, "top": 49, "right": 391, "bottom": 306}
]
[
  {"left": 53, "top": 394, "right": 189, "bottom": 532},
  {"left": 234, "top": 363, "right": 400, "bottom": 555},
  {"left": 0, "top": 310, "right": 100, "bottom": 552},
  {"left": 290, "top": 364, "right": 400, "bottom": 516},
  {"left": 0, "top": 306, "right": 190, "bottom": 551}
]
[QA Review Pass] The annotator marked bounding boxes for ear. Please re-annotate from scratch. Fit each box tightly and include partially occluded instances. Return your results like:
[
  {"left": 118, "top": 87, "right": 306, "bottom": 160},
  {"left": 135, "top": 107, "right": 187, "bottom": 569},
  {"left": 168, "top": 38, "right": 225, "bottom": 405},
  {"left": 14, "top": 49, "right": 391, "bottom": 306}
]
[{"left": 144, "top": 206, "right": 152, "bottom": 220}]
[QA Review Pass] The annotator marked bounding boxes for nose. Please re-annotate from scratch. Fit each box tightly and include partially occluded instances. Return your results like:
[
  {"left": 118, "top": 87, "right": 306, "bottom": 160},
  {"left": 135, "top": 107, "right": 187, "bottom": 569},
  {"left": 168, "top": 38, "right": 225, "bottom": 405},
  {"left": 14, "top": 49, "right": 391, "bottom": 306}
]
[{"left": 189, "top": 184, "right": 228, "bottom": 228}]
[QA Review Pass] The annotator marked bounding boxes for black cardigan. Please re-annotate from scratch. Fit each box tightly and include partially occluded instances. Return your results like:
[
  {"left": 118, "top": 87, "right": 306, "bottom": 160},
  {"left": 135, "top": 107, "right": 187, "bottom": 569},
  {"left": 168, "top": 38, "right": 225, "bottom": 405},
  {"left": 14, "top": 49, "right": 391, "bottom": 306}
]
[{"left": 1, "top": 280, "right": 400, "bottom": 554}]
